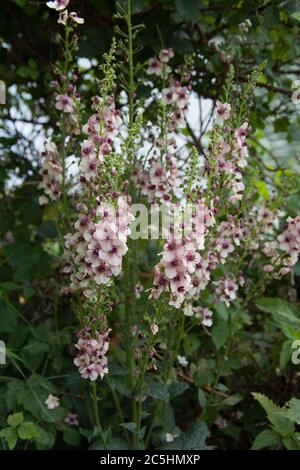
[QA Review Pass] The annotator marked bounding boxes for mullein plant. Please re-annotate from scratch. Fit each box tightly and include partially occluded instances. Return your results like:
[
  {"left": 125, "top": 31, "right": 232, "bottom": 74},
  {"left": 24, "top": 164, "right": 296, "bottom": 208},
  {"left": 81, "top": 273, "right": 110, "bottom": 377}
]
[{"left": 37, "top": 0, "right": 300, "bottom": 449}]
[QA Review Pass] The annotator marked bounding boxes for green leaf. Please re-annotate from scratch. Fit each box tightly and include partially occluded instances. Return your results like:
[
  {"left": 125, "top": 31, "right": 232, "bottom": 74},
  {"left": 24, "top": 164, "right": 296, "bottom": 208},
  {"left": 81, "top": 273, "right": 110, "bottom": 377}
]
[
  {"left": 280, "top": 340, "right": 292, "bottom": 369},
  {"left": 197, "top": 388, "right": 207, "bottom": 408},
  {"left": 169, "top": 381, "right": 189, "bottom": 398},
  {"left": 255, "top": 180, "right": 270, "bottom": 200},
  {"left": 162, "top": 422, "right": 210, "bottom": 450},
  {"left": 284, "top": 398, "right": 300, "bottom": 424},
  {"left": 63, "top": 427, "right": 81, "bottom": 446},
  {"left": 145, "top": 376, "right": 169, "bottom": 402},
  {"left": 282, "top": 436, "right": 300, "bottom": 450},
  {"left": 7, "top": 412, "right": 24, "bottom": 427},
  {"left": 0, "top": 427, "right": 18, "bottom": 450},
  {"left": 211, "top": 319, "right": 230, "bottom": 351},
  {"left": 221, "top": 394, "right": 243, "bottom": 407},
  {"left": 34, "top": 425, "right": 55, "bottom": 449},
  {"left": 18, "top": 421, "right": 39, "bottom": 440},
  {"left": 253, "top": 393, "right": 295, "bottom": 437},
  {"left": 255, "top": 298, "right": 299, "bottom": 323},
  {"left": 119, "top": 422, "right": 138, "bottom": 433},
  {"left": 0, "top": 298, "right": 18, "bottom": 333},
  {"left": 252, "top": 429, "right": 281, "bottom": 450},
  {"left": 7, "top": 375, "right": 66, "bottom": 423},
  {"left": 16, "top": 66, "right": 29, "bottom": 78},
  {"left": 292, "top": 12, "right": 300, "bottom": 22},
  {"left": 175, "top": 0, "right": 200, "bottom": 22}
]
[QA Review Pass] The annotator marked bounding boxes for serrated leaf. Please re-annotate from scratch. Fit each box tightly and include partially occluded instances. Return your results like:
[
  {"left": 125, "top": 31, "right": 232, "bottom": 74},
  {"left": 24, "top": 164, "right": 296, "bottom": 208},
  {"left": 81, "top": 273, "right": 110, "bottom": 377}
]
[
  {"left": 251, "top": 429, "right": 281, "bottom": 450},
  {"left": 253, "top": 393, "right": 295, "bottom": 437},
  {"left": 284, "top": 398, "right": 300, "bottom": 424}
]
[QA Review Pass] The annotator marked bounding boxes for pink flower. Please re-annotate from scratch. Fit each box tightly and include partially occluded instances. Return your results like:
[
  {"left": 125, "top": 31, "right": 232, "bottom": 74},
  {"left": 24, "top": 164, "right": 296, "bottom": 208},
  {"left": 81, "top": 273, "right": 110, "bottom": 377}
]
[
  {"left": 194, "top": 307, "right": 214, "bottom": 327},
  {"left": 69, "top": 12, "right": 84, "bottom": 24},
  {"left": 38, "top": 140, "right": 62, "bottom": 204},
  {"left": 58, "top": 10, "right": 68, "bottom": 25},
  {"left": 81, "top": 139, "right": 96, "bottom": 158},
  {"left": 161, "top": 239, "right": 185, "bottom": 262},
  {"left": 55, "top": 94, "right": 74, "bottom": 113},
  {"left": 235, "top": 122, "right": 248, "bottom": 146},
  {"left": 93, "top": 263, "right": 113, "bottom": 285},
  {"left": 46, "top": 0, "right": 69, "bottom": 11},
  {"left": 215, "top": 238, "right": 234, "bottom": 262},
  {"left": 215, "top": 101, "right": 231, "bottom": 123},
  {"left": 146, "top": 57, "right": 163, "bottom": 76},
  {"left": 216, "top": 277, "right": 239, "bottom": 306},
  {"left": 65, "top": 412, "right": 79, "bottom": 427},
  {"left": 159, "top": 48, "right": 174, "bottom": 63},
  {"left": 74, "top": 326, "right": 111, "bottom": 381},
  {"left": 183, "top": 249, "right": 201, "bottom": 273}
]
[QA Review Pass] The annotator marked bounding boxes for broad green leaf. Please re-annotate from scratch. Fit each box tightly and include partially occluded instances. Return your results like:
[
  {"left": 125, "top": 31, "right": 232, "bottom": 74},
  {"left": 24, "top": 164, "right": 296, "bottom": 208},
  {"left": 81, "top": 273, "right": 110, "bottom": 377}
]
[
  {"left": 253, "top": 393, "right": 295, "bottom": 437},
  {"left": 145, "top": 376, "right": 169, "bottom": 402},
  {"left": 161, "top": 421, "right": 210, "bottom": 450},
  {"left": 18, "top": 421, "right": 39, "bottom": 440},
  {"left": 7, "top": 412, "right": 24, "bottom": 427},
  {"left": 197, "top": 388, "right": 207, "bottom": 408},
  {"left": 292, "top": 12, "right": 300, "bottom": 22},
  {"left": 175, "top": 0, "right": 200, "bottom": 21},
  {"left": 282, "top": 436, "right": 300, "bottom": 450},
  {"left": 211, "top": 319, "right": 230, "bottom": 351},
  {"left": 284, "top": 398, "right": 300, "bottom": 424},
  {"left": 169, "top": 381, "right": 189, "bottom": 398},
  {"left": 252, "top": 429, "right": 281, "bottom": 450},
  {"left": 279, "top": 340, "right": 292, "bottom": 369},
  {"left": 255, "top": 298, "right": 299, "bottom": 323},
  {"left": 63, "top": 427, "right": 81, "bottom": 446},
  {"left": 34, "top": 425, "right": 55, "bottom": 449},
  {"left": 0, "top": 298, "right": 18, "bottom": 333},
  {"left": 0, "top": 427, "right": 18, "bottom": 449},
  {"left": 119, "top": 422, "right": 138, "bottom": 433},
  {"left": 221, "top": 394, "right": 243, "bottom": 406}
]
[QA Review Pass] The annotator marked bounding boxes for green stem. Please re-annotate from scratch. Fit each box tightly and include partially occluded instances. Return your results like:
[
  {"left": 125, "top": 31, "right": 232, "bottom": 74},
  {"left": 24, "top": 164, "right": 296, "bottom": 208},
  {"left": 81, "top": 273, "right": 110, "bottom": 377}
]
[
  {"left": 91, "top": 382, "right": 106, "bottom": 448},
  {"left": 127, "top": 0, "right": 134, "bottom": 130},
  {"left": 109, "top": 383, "right": 130, "bottom": 443},
  {"left": 145, "top": 312, "right": 185, "bottom": 448},
  {"left": 124, "top": 255, "right": 138, "bottom": 446}
]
